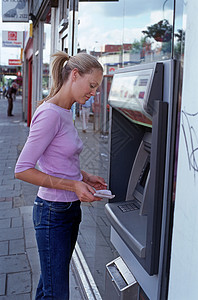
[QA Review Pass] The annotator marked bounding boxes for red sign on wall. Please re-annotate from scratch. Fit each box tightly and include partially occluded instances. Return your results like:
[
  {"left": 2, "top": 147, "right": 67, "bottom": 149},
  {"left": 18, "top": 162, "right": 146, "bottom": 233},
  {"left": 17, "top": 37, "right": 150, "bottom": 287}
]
[
  {"left": 8, "top": 31, "right": 17, "bottom": 41},
  {"left": 8, "top": 59, "right": 21, "bottom": 66},
  {"left": 2, "top": 31, "right": 23, "bottom": 48}
]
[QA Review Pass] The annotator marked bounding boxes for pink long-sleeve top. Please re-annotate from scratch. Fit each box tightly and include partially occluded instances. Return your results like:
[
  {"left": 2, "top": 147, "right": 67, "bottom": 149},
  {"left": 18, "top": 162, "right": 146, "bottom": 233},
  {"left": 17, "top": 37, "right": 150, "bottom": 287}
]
[{"left": 15, "top": 102, "right": 83, "bottom": 202}]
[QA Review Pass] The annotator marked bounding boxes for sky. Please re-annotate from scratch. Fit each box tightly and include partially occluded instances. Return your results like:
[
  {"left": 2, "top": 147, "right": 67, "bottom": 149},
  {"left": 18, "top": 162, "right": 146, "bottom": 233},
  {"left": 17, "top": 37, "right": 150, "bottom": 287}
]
[
  {"left": 0, "top": 0, "right": 183, "bottom": 65},
  {"left": 78, "top": 0, "right": 176, "bottom": 52}
]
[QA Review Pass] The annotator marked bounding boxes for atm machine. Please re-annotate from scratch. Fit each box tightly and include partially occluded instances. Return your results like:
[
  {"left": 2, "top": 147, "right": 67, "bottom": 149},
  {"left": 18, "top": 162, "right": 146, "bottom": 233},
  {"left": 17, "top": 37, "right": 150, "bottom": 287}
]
[{"left": 105, "top": 59, "right": 179, "bottom": 300}]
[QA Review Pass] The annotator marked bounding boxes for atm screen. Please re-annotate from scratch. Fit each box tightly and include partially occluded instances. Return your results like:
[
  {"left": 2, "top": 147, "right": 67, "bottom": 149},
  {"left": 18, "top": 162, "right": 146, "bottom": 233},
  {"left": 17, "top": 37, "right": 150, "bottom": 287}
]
[{"left": 108, "top": 69, "right": 153, "bottom": 127}]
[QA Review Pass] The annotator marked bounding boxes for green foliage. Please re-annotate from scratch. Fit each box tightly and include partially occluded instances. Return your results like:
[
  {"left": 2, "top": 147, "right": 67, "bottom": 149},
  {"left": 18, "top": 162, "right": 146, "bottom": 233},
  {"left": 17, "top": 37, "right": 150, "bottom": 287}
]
[
  {"left": 132, "top": 37, "right": 147, "bottom": 53},
  {"left": 142, "top": 19, "right": 172, "bottom": 43}
]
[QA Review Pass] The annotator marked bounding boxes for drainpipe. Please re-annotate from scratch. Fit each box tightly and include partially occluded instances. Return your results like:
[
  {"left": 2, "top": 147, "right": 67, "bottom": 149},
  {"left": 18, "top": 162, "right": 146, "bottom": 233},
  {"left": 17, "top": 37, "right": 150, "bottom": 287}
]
[
  {"left": 68, "top": 0, "right": 79, "bottom": 120},
  {"left": 68, "top": 0, "right": 79, "bottom": 56}
]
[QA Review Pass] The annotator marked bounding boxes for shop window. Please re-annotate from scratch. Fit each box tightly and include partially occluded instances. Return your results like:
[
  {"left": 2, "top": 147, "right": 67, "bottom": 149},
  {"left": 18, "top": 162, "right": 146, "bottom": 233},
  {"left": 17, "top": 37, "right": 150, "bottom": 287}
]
[
  {"left": 42, "top": 11, "right": 51, "bottom": 99},
  {"left": 77, "top": 0, "right": 176, "bottom": 298}
]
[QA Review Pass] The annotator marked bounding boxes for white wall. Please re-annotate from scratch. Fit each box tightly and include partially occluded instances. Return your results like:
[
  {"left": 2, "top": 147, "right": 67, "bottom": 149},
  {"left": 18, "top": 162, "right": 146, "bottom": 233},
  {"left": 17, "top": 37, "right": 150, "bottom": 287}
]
[{"left": 168, "top": 0, "right": 198, "bottom": 299}]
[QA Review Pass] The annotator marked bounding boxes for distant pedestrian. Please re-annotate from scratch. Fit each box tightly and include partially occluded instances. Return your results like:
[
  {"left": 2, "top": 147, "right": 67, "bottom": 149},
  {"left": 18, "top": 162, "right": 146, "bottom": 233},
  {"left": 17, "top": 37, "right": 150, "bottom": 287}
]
[
  {"left": 6, "top": 82, "right": 18, "bottom": 117},
  {"left": 2, "top": 86, "right": 7, "bottom": 97},
  {"left": 15, "top": 51, "right": 107, "bottom": 300},
  {"left": 82, "top": 95, "right": 94, "bottom": 132}
]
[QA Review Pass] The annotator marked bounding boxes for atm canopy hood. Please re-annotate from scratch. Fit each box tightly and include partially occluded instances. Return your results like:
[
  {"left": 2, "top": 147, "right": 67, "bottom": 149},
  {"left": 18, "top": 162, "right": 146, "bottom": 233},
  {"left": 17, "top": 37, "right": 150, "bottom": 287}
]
[{"left": 108, "top": 62, "right": 163, "bottom": 128}]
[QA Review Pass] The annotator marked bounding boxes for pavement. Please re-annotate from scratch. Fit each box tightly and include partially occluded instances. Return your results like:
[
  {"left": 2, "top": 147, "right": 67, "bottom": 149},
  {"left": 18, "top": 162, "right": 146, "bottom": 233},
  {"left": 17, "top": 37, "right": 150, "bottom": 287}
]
[{"left": 0, "top": 95, "right": 83, "bottom": 299}]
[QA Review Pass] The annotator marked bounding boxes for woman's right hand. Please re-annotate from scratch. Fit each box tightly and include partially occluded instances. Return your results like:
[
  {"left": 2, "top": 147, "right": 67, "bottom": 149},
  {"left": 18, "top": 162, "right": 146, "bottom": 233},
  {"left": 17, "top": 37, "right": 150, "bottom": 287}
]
[{"left": 74, "top": 181, "right": 101, "bottom": 202}]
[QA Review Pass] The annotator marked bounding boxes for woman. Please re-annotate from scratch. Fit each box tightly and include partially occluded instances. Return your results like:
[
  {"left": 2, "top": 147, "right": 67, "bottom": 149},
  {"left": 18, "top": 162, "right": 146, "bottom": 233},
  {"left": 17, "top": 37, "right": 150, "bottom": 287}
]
[{"left": 15, "top": 51, "right": 106, "bottom": 300}]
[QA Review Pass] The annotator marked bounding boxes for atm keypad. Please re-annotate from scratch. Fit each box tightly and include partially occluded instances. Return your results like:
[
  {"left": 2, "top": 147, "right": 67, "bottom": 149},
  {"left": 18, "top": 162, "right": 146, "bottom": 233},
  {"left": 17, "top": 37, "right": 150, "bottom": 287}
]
[{"left": 118, "top": 202, "right": 140, "bottom": 213}]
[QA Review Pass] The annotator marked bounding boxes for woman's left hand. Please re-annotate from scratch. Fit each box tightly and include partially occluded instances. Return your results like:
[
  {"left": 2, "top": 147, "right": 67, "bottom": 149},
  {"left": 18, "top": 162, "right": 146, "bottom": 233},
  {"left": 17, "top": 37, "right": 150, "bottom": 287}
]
[
  {"left": 88, "top": 174, "right": 107, "bottom": 190},
  {"left": 82, "top": 171, "right": 107, "bottom": 190}
]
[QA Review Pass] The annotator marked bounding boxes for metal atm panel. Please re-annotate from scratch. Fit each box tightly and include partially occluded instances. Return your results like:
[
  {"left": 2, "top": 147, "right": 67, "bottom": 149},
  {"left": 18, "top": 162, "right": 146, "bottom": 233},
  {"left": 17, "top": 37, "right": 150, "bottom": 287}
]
[{"left": 105, "top": 61, "right": 169, "bottom": 276}]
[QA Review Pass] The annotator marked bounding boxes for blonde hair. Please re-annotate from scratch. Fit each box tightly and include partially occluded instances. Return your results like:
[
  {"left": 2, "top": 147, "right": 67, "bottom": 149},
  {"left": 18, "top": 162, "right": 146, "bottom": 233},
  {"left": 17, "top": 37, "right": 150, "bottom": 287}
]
[{"left": 40, "top": 51, "right": 103, "bottom": 104}]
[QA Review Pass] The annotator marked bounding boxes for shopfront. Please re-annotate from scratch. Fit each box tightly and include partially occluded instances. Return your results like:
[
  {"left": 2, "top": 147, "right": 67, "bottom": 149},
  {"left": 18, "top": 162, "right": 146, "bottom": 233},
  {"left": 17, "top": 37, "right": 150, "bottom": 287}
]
[
  {"left": 27, "top": 0, "right": 187, "bottom": 298},
  {"left": 76, "top": 0, "right": 186, "bottom": 299}
]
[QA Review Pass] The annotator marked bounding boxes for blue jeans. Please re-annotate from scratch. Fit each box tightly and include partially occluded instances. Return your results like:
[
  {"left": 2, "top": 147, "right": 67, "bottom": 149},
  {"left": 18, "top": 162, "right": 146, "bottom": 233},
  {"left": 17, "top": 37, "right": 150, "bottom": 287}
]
[{"left": 33, "top": 196, "right": 81, "bottom": 300}]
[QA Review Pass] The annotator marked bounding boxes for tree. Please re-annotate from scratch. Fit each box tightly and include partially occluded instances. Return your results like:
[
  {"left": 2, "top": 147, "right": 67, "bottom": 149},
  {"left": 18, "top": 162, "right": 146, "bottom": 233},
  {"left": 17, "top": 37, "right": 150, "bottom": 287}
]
[
  {"left": 174, "top": 29, "right": 185, "bottom": 58},
  {"left": 132, "top": 37, "right": 147, "bottom": 53}
]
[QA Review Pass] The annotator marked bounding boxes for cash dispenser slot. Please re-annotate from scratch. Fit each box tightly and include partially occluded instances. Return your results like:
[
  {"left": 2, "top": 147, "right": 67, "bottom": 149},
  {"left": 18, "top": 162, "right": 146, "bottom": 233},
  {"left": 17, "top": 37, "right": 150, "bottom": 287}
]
[{"left": 105, "top": 62, "right": 168, "bottom": 275}]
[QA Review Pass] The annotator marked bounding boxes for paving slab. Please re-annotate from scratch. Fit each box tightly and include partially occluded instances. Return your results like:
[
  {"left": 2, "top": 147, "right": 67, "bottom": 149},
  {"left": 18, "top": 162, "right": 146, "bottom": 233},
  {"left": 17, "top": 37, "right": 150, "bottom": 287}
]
[
  {"left": 0, "top": 241, "right": 8, "bottom": 256},
  {"left": 7, "top": 271, "right": 31, "bottom": 295},
  {"left": 0, "top": 254, "right": 29, "bottom": 274},
  {"left": 0, "top": 190, "right": 21, "bottom": 198},
  {"left": 26, "top": 248, "right": 40, "bottom": 300},
  {"left": 0, "top": 208, "right": 20, "bottom": 219},
  {"left": 11, "top": 216, "right": 23, "bottom": 228},
  {"left": 0, "top": 294, "right": 31, "bottom": 300},
  {"left": 0, "top": 202, "right": 12, "bottom": 210},
  {"left": 0, "top": 227, "right": 23, "bottom": 241},
  {"left": 0, "top": 218, "right": 10, "bottom": 229},
  {"left": 24, "top": 227, "right": 37, "bottom": 249},
  {"left": 9, "top": 238, "right": 25, "bottom": 254},
  {"left": 0, "top": 274, "right": 6, "bottom": 296}
]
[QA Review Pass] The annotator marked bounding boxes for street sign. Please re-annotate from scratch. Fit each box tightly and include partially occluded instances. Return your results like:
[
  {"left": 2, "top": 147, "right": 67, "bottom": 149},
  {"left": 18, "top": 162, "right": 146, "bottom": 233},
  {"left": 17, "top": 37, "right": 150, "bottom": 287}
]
[
  {"left": 2, "top": 31, "right": 23, "bottom": 48},
  {"left": 2, "top": 0, "right": 29, "bottom": 22},
  {"left": 8, "top": 59, "right": 22, "bottom": 66}
]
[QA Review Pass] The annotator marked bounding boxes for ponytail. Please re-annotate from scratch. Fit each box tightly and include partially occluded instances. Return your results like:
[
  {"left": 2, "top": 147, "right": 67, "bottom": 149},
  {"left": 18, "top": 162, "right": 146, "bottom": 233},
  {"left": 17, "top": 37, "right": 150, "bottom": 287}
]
[{"left": 38, "top": 51, "right": 70, "bottom": 105}]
